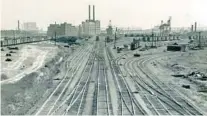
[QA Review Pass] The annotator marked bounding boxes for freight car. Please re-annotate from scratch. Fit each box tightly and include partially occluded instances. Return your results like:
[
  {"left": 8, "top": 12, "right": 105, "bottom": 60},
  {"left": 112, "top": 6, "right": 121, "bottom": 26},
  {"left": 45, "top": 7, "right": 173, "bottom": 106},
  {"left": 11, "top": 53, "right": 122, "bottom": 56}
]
[
  {"left": 106, "top": 36, "right": 113, "bottom": 43},
  {"left": 130, "top": 39, "right": 140, "bottom": 50},
  {"left": 96, "top": 36, "right": 99, "bottom": 41},
  {"left": 130, "top": 43, "right": 136, "bottom": 50}
]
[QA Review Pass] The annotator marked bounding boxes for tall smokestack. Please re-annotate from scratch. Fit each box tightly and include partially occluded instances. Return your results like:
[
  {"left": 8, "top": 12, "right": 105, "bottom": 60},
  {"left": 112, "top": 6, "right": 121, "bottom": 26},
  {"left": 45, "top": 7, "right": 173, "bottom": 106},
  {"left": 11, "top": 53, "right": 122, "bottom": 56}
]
[
  {"left": 194, "top": 22, "right": 197, "bottom": 32},
  {"left": 191, "top": 25, "right": 194, "bottom": 32},
  {"left": 93, "top": 5, "right": 95, "bottom": 21},
  {"left": 89, "top": 5, "right": 91, "bottom": 21}
]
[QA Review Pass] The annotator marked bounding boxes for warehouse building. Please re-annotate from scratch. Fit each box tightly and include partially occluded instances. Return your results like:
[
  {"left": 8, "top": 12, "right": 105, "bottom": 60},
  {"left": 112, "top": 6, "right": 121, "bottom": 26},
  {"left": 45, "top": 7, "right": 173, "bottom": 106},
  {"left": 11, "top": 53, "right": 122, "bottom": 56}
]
[
  {"left": 167, "top": 43, "right": 188, "bottom": 52},
  {"left": 47, "top": 22, "right": 78, "bottom": 37}
]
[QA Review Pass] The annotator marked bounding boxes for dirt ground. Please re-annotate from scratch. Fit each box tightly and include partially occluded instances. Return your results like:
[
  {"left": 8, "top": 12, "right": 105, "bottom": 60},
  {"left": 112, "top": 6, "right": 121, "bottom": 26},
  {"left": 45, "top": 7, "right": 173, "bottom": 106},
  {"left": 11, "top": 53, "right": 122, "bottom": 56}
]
[
  {"left": 148, "top": 49, "right": 207, "bottom": 113},
  {"left": 0, "top": 42, "right": 71, "bottom": 115},
  {"left": 1, "top": 42, "right": 59, "bottom": 83},
  {"left": 113, "top": 37, "right": 207, "bottom": 114}
]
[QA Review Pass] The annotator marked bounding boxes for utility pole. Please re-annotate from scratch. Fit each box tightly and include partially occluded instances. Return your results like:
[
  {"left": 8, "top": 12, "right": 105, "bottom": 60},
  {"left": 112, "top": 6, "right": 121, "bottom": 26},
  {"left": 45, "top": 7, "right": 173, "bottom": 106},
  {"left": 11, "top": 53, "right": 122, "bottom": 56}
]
[
  {"left": 114, "top": 27, "right": 117, "bottom": 49},
  {"left": 105, "top": 38, "right": 107, "bottom": 46},
  {"left": 151, "top": 29, "right": 154, "bottom": 47},
  {"left": 198, "top": 31, "right": 201, "bottom": 49},
  {"left": 155, "top": 34, "right": 157, "bottom": 47},
  {"left": 55, "top": 31, "right": 57, "bottom": 46},
  {"left": 55, "top": 21, "right": 57, "bottom": 46},
  {"left": 13, "top": 30, "right": 16, "bottom": 45}
]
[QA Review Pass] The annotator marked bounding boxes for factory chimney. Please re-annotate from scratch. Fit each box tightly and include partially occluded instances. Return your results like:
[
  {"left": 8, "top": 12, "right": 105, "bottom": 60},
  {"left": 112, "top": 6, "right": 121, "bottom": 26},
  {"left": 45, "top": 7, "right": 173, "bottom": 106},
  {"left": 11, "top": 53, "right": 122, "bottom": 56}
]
[
  {"left": 191, "top": 25, "right": 194, "bottom": 32},
  {"left": 93, "top": 5, "right": 95, "bottom": 21},
  {"left": 194, "top": 22, "right": 197, "bottom": 32},
  {"left": 89, "top": 5, "right": 91, "bottom": 21}
]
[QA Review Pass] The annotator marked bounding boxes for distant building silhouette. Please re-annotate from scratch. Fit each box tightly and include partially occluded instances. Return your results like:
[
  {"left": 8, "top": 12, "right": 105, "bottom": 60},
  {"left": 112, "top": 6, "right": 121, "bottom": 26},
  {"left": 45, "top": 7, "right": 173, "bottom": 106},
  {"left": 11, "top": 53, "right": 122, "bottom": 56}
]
[
  {"left": 47, "top": 22, "right": 78, "bottom": 37},
  {"left": 80, "top": 5, "right": 101, "bottom": 36},
  {"left": 22, "top": 22, "right": 38, "bottom": 31}
]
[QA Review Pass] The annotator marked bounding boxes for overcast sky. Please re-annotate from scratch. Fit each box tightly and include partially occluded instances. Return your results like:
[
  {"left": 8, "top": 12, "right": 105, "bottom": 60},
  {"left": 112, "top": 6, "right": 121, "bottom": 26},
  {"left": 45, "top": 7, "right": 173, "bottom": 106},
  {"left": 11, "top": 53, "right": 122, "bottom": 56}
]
[{"left": 1, "top": 0, "right": 207, "bottom": 30}]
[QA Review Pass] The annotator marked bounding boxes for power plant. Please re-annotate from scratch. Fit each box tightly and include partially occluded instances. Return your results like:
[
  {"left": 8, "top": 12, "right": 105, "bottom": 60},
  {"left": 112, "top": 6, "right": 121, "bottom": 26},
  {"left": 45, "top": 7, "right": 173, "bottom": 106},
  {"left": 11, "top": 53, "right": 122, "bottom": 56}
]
[
  {"left": 1, "top": 2, "right": 207, "bottom": 116},
  {"left": 79, "top": 5, "right": 101, "bottom": 36},
  {"left": 88, "top": 5, "right": 96, "bottom": 22}
]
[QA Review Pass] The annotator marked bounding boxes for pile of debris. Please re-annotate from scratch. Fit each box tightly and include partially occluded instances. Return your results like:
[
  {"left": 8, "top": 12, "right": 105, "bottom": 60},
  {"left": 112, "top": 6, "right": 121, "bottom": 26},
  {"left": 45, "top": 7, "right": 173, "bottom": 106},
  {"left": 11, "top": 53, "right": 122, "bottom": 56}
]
[
  {"left": 134, "top": 53, "right": 141, "bottom": 57},
  {"left": 1, "top": 74, "right": 9, "bottom": 81},
  {"left": 172, "top": 71, "right": 207, "bottom": 90},
  {"left": 5, "top": 53, "right": 11, "bottom": 56},
  {"left": 7, "top": 46, "right": 19, "bottom": 50},
  {"left": 187, "top": 71, "right": 207, "bottom": 92},
  {"left": 170, "top": 63, "right": 186, "bottom": 72},
  {"left": 5, "top": 58, "right": 12, "bottom": 62},
  {"left": 172, "top": 71, "right": 207, "bottom": 81},
  {"left": 187, "top": 71, "right": 207, "bottom": 81}
]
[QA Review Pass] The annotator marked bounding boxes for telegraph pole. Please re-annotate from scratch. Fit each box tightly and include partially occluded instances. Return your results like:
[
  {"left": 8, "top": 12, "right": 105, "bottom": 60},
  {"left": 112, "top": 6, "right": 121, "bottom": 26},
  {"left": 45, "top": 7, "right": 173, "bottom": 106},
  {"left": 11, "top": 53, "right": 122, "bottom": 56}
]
[
  {"left": 13, "top": 30, "right": 16, "bottom": 45},
  {"left": 55, "top": 31, "right": 57, "bottom": 46},
  {"left": 105, "top": 37, "right": 106, "bottom": 46},
  {"left": 151, "top": 29, "right": 154, "bottom": 47},
  {"left": 198, "top": 31, "right": 201, "bottom": 49},
  {"left": 155, "top": 34, "right": 157, "bottom": 47},
  {"left": 54, "top": 21, "right": 57, "bottom": 46},
  {"left": 114, "top": 27, "right": 117, "bottom": 49}
]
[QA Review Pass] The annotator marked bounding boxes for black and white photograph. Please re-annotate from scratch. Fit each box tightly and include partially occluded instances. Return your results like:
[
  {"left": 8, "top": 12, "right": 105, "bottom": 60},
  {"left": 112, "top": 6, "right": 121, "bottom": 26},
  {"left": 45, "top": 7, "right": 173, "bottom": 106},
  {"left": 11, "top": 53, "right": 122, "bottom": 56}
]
[{"left": 1, "top": 0, "right": 207, "bottom": 115}]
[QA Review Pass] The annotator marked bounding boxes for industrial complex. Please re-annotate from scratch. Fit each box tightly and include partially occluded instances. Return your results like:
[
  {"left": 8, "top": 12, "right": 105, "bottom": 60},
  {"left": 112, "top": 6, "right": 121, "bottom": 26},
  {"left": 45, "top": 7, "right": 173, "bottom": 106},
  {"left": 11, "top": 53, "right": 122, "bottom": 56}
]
[{"left": 1, "top": 2, "right": 207, "bottom": 116}]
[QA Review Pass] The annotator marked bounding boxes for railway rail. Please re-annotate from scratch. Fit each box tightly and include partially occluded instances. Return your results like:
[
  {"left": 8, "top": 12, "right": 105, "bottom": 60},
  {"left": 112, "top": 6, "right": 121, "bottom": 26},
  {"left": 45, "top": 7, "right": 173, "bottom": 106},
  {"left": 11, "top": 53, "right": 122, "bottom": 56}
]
[
  {"left": 122, "top": 53, "right": 203, "bottom": 115},
  {"left": 106, "top": 47, "right": 147, "bottom": 115},
  {"left": 33, "top": 37, "right": 202, "bottom": 115},
  {"left": 63, "top": 52, "right": 95, "bottom": 115},
  {"left": 51, "top": 42, "right": 97, "bottom": 115},
  {"left": 93, "top": 42, "right": 113, "bottom": 115},
  {"left": 137, "top": 54, "right": 203, "bottom": 115},
  {"left": 35, "top": 43, "right": 93, "bottom": 115}
]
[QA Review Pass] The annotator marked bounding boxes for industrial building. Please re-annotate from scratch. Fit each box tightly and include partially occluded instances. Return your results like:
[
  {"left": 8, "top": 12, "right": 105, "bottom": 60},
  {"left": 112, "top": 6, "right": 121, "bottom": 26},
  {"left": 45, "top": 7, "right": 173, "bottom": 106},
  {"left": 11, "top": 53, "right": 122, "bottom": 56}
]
[
  {"left": 0, "top": 30, "right": 43, "bottom": 38},
  {"left": 106, "top": 20, "right": 113, "bottom": 37},
  {"left": 22, "top": 22, "right": 38, "bottom": 31},
  {"left": 1, "top": 30, "right": 21, "bottom": 38},
  {"left": 167, "top": 43, "right": 188, "bottom": 52},
  {"left": 159, "top": 17, "right": 171, "bottom": 36},
  {"left": 80, "top": 5, "right": 101, "bottom": 36},
  {"left": 1, "top": 21, "right": 41, "bottom": 38},
  {"left": 47, "top": 5, "right": 100, "bottom": 37},
  {"left": 47, "top": 22, "right": 78, "bottom": 37}
]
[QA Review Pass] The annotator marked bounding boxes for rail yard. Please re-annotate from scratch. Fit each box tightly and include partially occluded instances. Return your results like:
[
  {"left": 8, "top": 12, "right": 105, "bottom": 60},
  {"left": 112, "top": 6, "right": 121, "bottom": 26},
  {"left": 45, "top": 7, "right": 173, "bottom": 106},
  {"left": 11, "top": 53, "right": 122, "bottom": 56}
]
[
  {"left": 1, "top": 1, "right": 207, "bottom": 115},
  {"left": 1, "top": 33, "right": 207, "bottom": 115}
]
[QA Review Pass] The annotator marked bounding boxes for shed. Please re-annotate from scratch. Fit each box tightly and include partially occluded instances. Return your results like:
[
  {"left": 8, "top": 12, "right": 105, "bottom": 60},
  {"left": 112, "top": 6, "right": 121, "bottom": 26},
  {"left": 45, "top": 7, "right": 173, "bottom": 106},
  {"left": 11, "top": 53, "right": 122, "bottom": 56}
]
[{"left": 167, "top": 44, "right": 188, "bottom": 52}]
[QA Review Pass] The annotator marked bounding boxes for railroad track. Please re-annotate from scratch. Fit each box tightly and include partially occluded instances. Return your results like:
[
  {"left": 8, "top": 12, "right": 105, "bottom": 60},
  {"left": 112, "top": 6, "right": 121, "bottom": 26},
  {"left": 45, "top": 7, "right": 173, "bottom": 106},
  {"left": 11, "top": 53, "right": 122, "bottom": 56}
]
[
  {"left": 63, "top": 52, "right": 95, "bottom": 115},
  {"left": 122, "top": 53, "right": 203, "bottom": 115},
  {"left": 51, "top": 42, "right": 97, "bottom": 115},
  {"left": 50, "top": 41, "right": 113, "bottom": 115},
  {"left": 48, "top": 47, "right": 93, "bottom": 115},
  {"left": 106, "top": 47, "right": 146, "bottom": 115},
  {"left": 138, "top": 54, "right": 203, "bottom": 115},
  {"left": 35, "top": 44, "right": 93, "bottom": 115},
  {"left": 124, "top": 57, "right": 174, "bottom": 115},
  {"left": 93, "top": 43, "right": 113, "bottom": 115}
]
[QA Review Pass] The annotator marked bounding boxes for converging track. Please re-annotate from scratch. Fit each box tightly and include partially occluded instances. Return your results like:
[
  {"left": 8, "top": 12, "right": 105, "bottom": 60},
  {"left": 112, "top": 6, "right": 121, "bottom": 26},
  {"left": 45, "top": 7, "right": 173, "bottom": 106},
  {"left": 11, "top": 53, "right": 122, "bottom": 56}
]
[
  {"left": 93, "top": 42, "right": 113, "bottom": 115},
  {"left": 33, "top": 37, "right": 203, "bottom": 115},
  {"left": 106, "top": 47, "right": 147, "bottom": 115},
  {"left": 122, "top": 52, "right": 203, "bottom": 115},
  {"left": 35, "top": 43, "right": 93, "bottom": 115}
]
